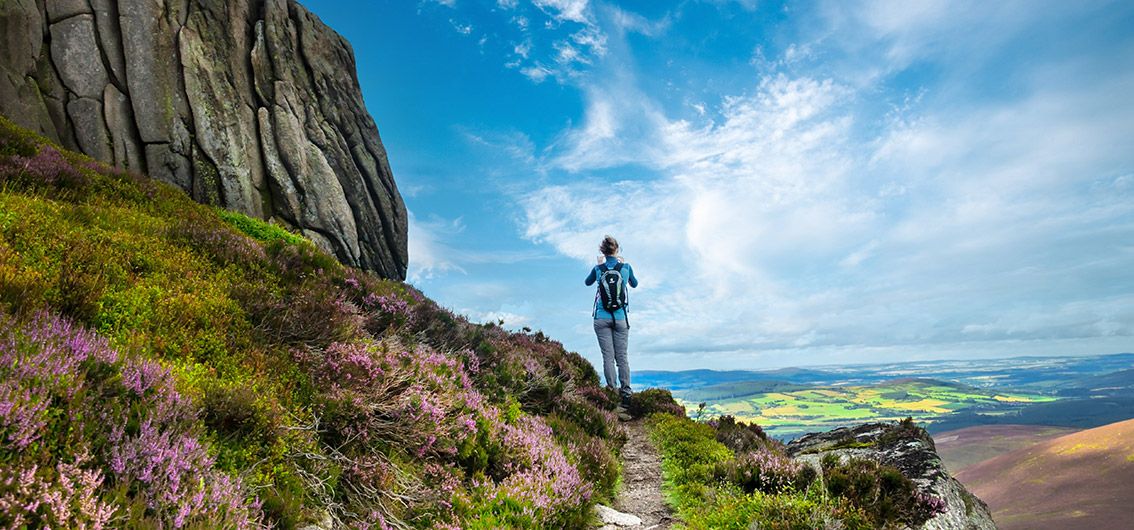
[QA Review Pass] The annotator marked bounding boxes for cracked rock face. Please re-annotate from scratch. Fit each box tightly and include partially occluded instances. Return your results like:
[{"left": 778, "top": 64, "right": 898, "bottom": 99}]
[
  {"left": 0, "top": 0, "right": 408, "bottom": 279},
  {"left": 788, "top": 422, "right": 998, "bottom": 530}
]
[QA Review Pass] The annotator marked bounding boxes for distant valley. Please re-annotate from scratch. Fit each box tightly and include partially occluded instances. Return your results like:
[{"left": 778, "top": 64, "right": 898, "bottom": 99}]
[{"left": 637, "top": 353, "right": 1134, "bottom": 440}]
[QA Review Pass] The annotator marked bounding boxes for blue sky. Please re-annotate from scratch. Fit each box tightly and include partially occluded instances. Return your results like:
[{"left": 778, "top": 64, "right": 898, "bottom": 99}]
[{"left": 300, "top": 0, "right": 1134, "bottom": 371}]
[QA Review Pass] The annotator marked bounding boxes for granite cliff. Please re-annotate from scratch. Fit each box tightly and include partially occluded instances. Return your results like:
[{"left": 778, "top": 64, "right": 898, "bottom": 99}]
[{"left": 0, "top": 0, "right": 407, "bottom": 278}]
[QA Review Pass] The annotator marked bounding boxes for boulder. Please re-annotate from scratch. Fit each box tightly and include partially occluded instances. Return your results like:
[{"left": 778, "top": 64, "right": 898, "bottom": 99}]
[{"left": 788, "top": 422, "right": 998, "bottom": 530}]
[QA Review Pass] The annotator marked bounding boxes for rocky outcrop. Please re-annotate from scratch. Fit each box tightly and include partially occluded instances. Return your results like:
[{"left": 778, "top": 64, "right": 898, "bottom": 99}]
[
  {"left": 0, "top": 0, "right": 407, "bottom": 279},
  {"left": 788, "top": 422, "right": 998, "bottom": 530}
]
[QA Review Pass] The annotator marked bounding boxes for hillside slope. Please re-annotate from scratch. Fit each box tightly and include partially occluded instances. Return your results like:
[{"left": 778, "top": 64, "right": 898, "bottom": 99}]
[
  {"left": 0, "top": 116, "right": 623, "bottom": 528},
  {"left": 0, "top": 116, "right": 997, "bottom": 530},
  {"left": 934, "top": 425, "right": 1079, "bottom": 473},
  {"left": 956, "top": 418, "right": 1134, "bottom": 530}
]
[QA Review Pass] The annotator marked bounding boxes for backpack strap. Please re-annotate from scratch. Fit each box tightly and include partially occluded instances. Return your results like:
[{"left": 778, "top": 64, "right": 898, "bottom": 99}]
[{"left": 612, "top": 263, "right": 626, "bottom": 326}]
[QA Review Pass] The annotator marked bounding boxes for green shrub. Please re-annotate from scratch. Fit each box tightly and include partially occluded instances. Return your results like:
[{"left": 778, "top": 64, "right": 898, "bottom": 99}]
[
  {"left": 201, "top": 380, "right": 282, "bottom": 443},
  {"left": 712, "top": 415, "right": 771, "bottom": 454},
  {"left": 678, "top": 486, "right": 869, "bottom": 530},
  {"left": 629, "top": 387, "right": 686, "bottom": 418},
  {"left": 649, "top": 414, "right": 878, "bottom": 530},
  {"left": 0, "top": 115, "right": 39, "bottom": 157},
  {"left": 552, "top": 395, "right": 621, "bottom": 441},
  {"left": 712, "top": 448, "right": 816, "bottom": 495},
  {"left": 820, "top": 454, "right": 942, "bottom": 529},
  {"left": 648, "top": 413, "right": 733, "bottom": 501},
  {"left": 216, "top": 208, "right": 309, "bottom": 246}
]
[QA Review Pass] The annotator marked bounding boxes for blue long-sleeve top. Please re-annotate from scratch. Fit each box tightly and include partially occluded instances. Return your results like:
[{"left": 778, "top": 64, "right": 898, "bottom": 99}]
[{"left": 585, "top": 256, "right": 638, "bottom": 320}]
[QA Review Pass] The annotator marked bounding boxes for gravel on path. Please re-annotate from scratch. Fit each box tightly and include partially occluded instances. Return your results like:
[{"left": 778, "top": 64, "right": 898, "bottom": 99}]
[{"left": 610, "top": 420, "right": 676, "bottom": 529}]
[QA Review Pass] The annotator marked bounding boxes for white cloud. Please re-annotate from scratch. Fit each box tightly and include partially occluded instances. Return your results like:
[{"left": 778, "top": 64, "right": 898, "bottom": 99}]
[
  {"left": 450, "top": 19, "right": 473, "bottom": 35},
  {"left": 609, "top": 6, "right": 670, "bottom": 36},
  {"left": 468, "top": 310, "right": 532, "bottom": 328},
  {"left": 412, "top": 0, "right": 1134, "bottom": 367},
  {"left": 532, "top": 0, "right": 592, "bottom": 24},
  {"left": 407, "top": 211, "right": 554, "bottom": 284},
  {"left": 520, "top": 65, "right": 553, "bottom": 83},
  {"left": 408, "top": 213, "right": 467, "bottom": 283},
  {"left": 515, "top": 1, "right": 1134, "bottom": 366}
]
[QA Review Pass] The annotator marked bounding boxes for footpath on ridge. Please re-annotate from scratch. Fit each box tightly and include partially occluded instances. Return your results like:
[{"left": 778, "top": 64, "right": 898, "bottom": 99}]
[{"left": 596, "top": 420, "right": 675, "bottom": 529}]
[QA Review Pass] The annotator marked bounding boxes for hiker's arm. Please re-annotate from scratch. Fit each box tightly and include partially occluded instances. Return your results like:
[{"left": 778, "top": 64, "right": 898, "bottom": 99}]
[
  {"left": 626, "top": 264, "right": 638, "bottom": 288},
  {"left": 584, "top": 267, "right": 597, "bottom": 286}
]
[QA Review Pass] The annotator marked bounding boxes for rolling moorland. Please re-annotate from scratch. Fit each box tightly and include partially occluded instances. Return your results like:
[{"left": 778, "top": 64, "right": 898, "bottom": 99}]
[
  {"left": 954, "top": 418, "right": 1134, "bottom": 530},
  {"left": 934, "top": 424, "right": 1079, "bottom": 473},
  {"left": 0, "top": 117, "right": 991, "bottom": 529},
  {"left": 637, "top": 353, "right": 1134, "bottom": 440},
  {"left": 641, "top": 356, "right": 1134, "bottom": 529}
]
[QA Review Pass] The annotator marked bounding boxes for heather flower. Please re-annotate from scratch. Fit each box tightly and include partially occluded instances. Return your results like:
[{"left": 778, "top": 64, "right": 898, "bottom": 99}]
[
  {"left": 0, "top": 312, "right": 116, "bottom": 448},
  {"left": 717, "top": 447, "right": 810, "bottom": 494},
  {"left": 0, "top": 312, "right": 262, "bottom": 528},
  {"left": 0, "top": 145, "right": 87, "bottom": 189},
  {"left": 109, "top": 419, "right": 240, "bottom": 517},
  {"left": 170, "top": 211, "right": 268, "bottom": 266},
  {"left": 490, "top": 415, "right": 592, "bottom": 520},
  {"left": 301, "top": 339, "right": 480, "bottom": 456},
  {"left": 916, "top": 491, "right": 948, "bottom": 516},
  {"left": 0, "top": 454, "right": 117, "bottom": 529},
  {"left": 360, "top": 293, "right": 415, "bottom": 331}
]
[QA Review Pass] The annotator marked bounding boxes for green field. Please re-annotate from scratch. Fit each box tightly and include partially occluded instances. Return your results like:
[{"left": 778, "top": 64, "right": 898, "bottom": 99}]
[{"left": 675, "top": 378, "right": 1058, "bottom": 439}]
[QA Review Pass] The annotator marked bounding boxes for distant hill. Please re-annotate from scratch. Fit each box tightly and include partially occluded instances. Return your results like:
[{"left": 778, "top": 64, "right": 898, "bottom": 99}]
[
  {"left": 638, "top": 353, "right": 1134, "bottom": 393},
  {"left": 635, "top": 367, "right": 837, "bottom": 390},
  {"left": 677, "top": 380, "right": 808, "bottom": 401},
  {"left": 927, "top": 396, "right": 1134, "bottom": 433},
  {"left": 934, "top": 425, "right": 1079, "bottom": 473},
  {"left": 1056, "top": 367, "right": 1134, "bottom": 397},
  {"left": 955, "top": 418, "right": 1134, "bottom": 530}
]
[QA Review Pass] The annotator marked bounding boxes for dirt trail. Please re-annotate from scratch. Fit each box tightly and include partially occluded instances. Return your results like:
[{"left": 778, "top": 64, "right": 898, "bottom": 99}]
[{"left": 612, "top": 420, "right": 675, "bottom": 529}]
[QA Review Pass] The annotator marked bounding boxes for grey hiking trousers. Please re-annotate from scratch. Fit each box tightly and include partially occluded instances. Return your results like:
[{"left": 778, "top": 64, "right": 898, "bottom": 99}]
[{"left": 594, "top": 318, "right": 631, "bottom": 400}]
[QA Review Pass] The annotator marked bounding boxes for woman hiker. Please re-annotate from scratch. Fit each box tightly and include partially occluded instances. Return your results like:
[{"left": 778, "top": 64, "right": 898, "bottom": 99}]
[{"left": 585, "top": 235, "right": 638, "bottom": 421}]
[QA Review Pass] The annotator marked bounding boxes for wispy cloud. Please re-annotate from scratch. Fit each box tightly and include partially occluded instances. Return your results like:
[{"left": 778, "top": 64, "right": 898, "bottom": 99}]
[
  {"left": 532, "top": 0, "right": 592, "bottom": 24},
  {"left": 407, "top": 213, "right": 467, "bottom": 283},
  {"left": 408, "top": 0, "right": 1134, "bottom": 367},
  {"left": 516, "top": 1, "right": 1134, "bottom": 365},
  {"left": 408, "top": 211, "right": 554, "bottom": 284}
]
